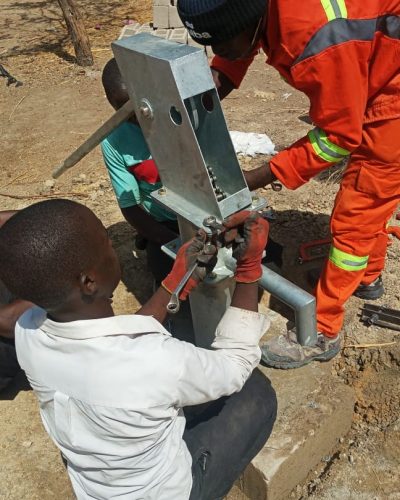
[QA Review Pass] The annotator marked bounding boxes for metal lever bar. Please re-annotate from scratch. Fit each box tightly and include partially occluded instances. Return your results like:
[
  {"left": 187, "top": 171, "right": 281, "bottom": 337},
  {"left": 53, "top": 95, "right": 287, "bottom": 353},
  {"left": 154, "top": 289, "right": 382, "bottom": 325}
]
[
  {"left": 52, "top": 100, "right": 135, "bottom": 179},
  {"left": 167, "top": 261, "right": 199, "bottom": 314}
]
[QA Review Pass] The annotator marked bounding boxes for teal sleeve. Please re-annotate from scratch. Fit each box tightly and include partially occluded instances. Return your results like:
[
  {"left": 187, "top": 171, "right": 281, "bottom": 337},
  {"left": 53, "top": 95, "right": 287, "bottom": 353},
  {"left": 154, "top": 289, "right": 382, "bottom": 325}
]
[{"left": 101, "top": 140, "right": 141, "bottom": 208}]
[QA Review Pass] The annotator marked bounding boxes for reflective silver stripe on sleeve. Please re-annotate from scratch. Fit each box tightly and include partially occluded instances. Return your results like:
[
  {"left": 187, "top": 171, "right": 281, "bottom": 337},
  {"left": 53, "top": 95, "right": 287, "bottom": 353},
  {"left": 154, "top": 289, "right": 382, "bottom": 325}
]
[
  {"left": 295, "top": 15, "right": 400, "bottom": 65},
  {"left": 313, "top": 129, "right": 344, "bottom": 160}
]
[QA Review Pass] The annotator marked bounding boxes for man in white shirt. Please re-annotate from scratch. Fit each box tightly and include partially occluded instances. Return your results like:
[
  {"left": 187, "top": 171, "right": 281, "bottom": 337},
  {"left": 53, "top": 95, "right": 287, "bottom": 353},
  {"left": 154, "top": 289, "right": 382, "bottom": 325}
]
[{"left": 0, "top": 199, "right": 277, "bottom": 500}]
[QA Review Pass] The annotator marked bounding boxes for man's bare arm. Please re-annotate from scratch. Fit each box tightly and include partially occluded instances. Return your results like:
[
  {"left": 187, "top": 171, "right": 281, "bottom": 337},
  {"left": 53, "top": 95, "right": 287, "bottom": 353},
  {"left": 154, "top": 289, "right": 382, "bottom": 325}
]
[{"left": 243, "top": 163, "right": 277, "bottom": 190}]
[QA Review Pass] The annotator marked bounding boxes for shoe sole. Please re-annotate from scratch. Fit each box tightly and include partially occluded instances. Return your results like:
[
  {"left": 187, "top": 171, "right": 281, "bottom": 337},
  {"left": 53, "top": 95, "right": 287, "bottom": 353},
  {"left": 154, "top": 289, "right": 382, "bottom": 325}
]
[
  {"left": 261, "top": 349, "right": 340, "bottom": 370},
  {"left": 353, "top": 289, "right": 384, "bottom": 301}
]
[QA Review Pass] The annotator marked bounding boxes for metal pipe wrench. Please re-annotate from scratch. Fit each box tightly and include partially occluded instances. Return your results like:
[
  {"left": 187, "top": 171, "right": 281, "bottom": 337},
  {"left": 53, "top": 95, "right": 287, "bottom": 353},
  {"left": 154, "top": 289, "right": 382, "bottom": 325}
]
[{"left": 166, "top": 260, "right": 199, "bottom": 314}]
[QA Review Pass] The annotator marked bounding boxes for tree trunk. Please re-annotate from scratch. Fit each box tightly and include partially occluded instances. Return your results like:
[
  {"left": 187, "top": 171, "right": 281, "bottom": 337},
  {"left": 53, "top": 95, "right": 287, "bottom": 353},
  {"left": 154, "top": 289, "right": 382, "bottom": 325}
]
[{"left": 57, "top": 0, "right": 93, "bottom": 66}]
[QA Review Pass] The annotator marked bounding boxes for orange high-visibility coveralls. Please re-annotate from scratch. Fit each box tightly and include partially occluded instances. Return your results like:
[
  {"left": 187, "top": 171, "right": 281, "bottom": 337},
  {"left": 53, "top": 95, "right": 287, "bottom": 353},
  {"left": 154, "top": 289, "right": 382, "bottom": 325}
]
[{"left": 212, "top": 0, "right": 400, "bottom": 336}]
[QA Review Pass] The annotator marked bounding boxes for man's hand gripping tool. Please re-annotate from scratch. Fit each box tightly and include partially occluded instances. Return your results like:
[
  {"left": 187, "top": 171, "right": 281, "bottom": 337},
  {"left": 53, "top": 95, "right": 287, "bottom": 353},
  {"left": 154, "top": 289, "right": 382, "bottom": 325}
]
[
  {"left": 166, "top": 216, "right": 225, "bottom": 315},
  {"left": 166, "top": 261, "right": 200, "bottom": 314}
]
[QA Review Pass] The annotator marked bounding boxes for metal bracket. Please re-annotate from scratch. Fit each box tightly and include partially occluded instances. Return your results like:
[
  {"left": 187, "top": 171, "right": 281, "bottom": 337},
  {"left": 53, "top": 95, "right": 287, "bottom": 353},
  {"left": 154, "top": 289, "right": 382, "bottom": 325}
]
[{"left": 360, "top": 303, "right": 400, "bottom": 332}]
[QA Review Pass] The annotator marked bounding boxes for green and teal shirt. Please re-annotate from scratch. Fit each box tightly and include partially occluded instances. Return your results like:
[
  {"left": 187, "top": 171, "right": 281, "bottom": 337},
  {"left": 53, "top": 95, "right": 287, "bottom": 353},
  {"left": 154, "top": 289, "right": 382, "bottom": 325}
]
[{"left": 101, "top": 122, "right": 175, "bottom": 222}]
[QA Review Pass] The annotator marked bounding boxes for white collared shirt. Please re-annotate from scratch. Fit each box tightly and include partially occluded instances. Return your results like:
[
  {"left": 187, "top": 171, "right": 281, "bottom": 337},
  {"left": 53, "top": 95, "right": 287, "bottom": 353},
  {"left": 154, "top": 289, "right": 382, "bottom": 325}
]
[{"left": 15, "top": 306, "right": 268, "bottom": 500}]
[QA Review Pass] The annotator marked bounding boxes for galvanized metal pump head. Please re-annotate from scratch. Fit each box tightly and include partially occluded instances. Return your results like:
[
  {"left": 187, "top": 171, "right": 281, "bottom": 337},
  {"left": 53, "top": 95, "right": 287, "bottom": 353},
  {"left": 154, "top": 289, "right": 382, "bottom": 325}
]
[{"left": 112, "top": 34, "right": 253, "bottom": 229}]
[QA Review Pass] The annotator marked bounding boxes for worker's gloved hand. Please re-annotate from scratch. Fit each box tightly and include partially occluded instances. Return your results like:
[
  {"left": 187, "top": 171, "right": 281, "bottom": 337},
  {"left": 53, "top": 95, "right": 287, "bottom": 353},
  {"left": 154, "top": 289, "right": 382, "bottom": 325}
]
[
  {"left": 224, "top": 211, "right": 269, "bottom": 283},
  {"left": 162, "top": 230, "right": 217, "bottom": 300}
]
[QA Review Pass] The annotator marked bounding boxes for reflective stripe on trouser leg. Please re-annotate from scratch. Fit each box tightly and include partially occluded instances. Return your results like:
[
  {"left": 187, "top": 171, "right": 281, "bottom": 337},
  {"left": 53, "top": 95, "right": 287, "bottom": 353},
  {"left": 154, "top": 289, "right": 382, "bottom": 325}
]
[
  {"left": 329, "top": 246, "right": 369, "bottom": 271},
  {"left": 316, "top": 258, "right": 367, "bottom": 336},
  {"left": 315, "top": 246, "right": 369, "bottom": 335}
]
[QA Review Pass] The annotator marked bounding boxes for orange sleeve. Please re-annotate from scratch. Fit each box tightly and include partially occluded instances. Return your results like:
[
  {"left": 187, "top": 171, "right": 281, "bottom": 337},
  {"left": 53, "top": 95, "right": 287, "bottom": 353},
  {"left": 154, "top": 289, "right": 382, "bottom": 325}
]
[{"left": 270, "top": 42, "right": 370, "bottom": 190}]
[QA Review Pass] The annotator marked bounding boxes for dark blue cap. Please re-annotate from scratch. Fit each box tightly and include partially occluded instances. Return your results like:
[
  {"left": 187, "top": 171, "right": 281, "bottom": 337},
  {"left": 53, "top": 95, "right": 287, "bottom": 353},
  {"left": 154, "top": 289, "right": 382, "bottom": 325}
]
[{"left": 177, "top": 0, "right": 266, "bottom": 46}]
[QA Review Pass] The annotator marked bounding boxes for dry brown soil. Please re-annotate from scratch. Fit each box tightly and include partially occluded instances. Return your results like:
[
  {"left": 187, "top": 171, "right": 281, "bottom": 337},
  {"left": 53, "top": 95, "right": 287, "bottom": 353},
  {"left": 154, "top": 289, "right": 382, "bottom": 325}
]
[{"left": 0, "top": 1, "right": 399, "bottom": 499}]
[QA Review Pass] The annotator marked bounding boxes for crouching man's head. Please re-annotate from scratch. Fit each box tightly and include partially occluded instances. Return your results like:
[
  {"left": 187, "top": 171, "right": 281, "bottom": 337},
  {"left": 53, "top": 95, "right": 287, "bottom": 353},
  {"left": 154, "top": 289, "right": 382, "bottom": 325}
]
[{"left": 0, "top": 199, "right": 121, "bottom": 321}]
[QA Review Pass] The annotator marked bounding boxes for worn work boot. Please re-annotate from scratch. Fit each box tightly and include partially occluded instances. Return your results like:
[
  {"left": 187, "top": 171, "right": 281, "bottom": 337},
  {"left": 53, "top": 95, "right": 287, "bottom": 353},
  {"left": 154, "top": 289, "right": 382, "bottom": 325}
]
[
  {"left": 261, "top": 329, "right": 341, "bottom": 369},
  {"left": 353, "top": 275, "right": 384, "bottom": 300}
]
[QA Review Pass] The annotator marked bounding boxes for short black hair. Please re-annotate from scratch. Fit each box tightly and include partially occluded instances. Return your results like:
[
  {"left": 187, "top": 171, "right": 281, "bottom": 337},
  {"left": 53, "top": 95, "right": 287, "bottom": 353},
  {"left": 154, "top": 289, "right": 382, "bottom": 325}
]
[
  {"left": 102, "top": 58, "right": 129, "bottom": 109},
  {"left": 0, "top": 199, "right": 102, "bottom": 310}
]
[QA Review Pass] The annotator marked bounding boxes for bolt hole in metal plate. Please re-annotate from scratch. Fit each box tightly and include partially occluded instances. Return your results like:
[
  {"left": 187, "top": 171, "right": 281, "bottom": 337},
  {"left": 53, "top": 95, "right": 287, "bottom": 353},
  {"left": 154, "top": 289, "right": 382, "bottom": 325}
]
[
  {"left": 201, "top": 91, "right": 214, "bottom": 113},
  {"left": 170, "top": 106, "right": 183, "bottom": 125}
]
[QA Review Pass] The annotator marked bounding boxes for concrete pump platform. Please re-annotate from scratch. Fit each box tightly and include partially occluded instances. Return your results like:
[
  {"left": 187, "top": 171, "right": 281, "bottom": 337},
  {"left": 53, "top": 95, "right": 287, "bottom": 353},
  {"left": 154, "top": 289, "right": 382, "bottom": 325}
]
[{"left": 230, "top": 360, "right": 355, "bottom": 499}]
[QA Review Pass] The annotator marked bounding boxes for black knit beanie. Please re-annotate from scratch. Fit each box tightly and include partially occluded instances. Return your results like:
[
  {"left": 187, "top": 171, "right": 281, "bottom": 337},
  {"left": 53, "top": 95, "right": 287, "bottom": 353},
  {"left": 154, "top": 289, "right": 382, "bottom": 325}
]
[{"left": 177, "top": 0, "right": 267, "bottom": 46}]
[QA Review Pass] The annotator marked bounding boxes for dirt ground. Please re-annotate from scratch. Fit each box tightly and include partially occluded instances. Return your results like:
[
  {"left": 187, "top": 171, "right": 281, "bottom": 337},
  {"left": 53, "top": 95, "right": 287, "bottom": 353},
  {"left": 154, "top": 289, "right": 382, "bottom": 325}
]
[{"left": 0, "top": 1, "right": 399, "bottom": 499}]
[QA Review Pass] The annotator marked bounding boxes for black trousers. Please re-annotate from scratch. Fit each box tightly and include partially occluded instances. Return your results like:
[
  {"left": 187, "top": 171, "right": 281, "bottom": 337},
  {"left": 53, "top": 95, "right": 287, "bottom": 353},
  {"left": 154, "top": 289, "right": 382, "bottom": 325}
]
[
  {"left": 0, "top": 282, "right": 20, "bottom": 392},
  {"left": 142, "top": 220, "right": 179, "bottom": 284},
  {"left": 0, "top": 337, "right": 20, "bottom": 392},
  {"left": 184, "top": 369, "right": 277, "bottom": 500}
]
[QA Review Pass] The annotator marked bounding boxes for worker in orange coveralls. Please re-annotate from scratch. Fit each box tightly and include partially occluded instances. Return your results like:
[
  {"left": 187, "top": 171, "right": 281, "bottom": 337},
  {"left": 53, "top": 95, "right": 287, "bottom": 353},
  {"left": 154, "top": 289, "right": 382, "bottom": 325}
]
[{"left": 177, "top": 0, "right": 400, "bottom": 369}]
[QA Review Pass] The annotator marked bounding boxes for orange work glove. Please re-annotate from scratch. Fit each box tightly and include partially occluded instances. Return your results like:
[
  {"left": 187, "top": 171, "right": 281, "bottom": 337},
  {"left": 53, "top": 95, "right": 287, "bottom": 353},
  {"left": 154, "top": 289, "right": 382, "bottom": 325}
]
[
  {"left": 223, "top": 211, "right": 269, "bottom": 283},
  {"left": 162, "top": 230, "right": 217, "bottom": 300}
]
